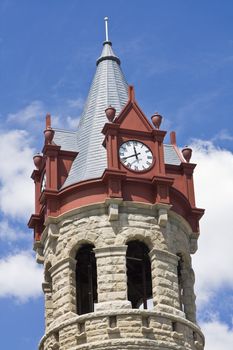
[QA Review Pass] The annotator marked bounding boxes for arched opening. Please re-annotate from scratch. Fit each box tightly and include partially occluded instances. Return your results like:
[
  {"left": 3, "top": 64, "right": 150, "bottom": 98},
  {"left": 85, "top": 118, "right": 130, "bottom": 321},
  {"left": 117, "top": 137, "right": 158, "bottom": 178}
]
[
  {"left": 177, "top": 254, "right": 184, "bottom": 311},
  {"left": 43, "top": 263, "right": 53, "bottom": 329},
  {"left": 44, "top": 263, "right": 52, "bottom": 285},
  {"left": 76, "top": 244, "right": 97, "bottom": 315},
  {"left": 126, "top": 241, "right": 152, "bottom": 309}
]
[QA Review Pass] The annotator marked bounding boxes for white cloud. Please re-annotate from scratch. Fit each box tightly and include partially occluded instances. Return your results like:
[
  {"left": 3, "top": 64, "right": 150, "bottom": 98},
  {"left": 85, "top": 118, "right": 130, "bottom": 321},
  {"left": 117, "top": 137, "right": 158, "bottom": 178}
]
[
  {"left": 67, "top": 97, "right": 84, "bottom": 109},
  {"left": 200, "top": 317, "right": 233, "bottom": 350},
  {"left": 66, "top": 115, "right": 80, "bottom": 129},
  {"left": 50, "top": 114, "right": 80, "bottom": 129},
  {"left": 0, "top": 219, "right": 29, "bottom": 241},
  {"left": 47, "top": 114, "right": 61, "bottom": 128},
  {"left": 0, "top": 251, "right": 43, "bottom": 302},
  {"left": 176, "top": 91, "right": 219, "bottom": 124},
  {"left": 6, "top": 99, "right": 83, "bottom": 131},
  {"left": 0, "top": 129, "right": 34, "bottom": 219},
  {"left": 212, "top": 129, "right": 233, "bottom": 142},
  {"left": 191, "top": 140, "right": 233, "bottom": 306},
  {"left": 7, "top": 101, "right": 45, "bottom": 124},
  {"left": 47, "top": 114, "right": 80, "bottom": 130}
]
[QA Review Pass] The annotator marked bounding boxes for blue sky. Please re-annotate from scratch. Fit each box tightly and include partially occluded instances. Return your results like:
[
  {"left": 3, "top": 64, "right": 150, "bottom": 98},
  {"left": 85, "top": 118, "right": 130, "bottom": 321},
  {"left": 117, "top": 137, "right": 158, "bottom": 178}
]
[{"left": 0, "top": 1, "right": 233, "bottom": 349}]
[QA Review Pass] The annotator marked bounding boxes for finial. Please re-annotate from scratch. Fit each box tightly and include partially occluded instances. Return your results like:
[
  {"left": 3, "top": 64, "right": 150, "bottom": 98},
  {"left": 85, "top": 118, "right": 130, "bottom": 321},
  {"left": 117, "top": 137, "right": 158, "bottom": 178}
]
[
  {"left": 151, "top": 112, "right": 163, "bottom": 129},
  {"left": 33, "top": 153, "right": 43, "bottom": 170},
  {"left": 128, "top": 85, "right": 135, "bottom": 101},
  {"left": 46, "top": 113, "right": 51, "bottom": 128},
  {"left": 182, "top": 146, "right": 192, "bottom": 163},
  {"left": 104, "top": 17, "right": 109, "bottom": 42},
  {"left": 170, "top": 131, "right": 177, "bottom": 145},
  {"left": 105, "top": 105, "right": 116, "bottom": 122},
  {"left": 44, "top": 127, "right": 54, "bottom": 145}
]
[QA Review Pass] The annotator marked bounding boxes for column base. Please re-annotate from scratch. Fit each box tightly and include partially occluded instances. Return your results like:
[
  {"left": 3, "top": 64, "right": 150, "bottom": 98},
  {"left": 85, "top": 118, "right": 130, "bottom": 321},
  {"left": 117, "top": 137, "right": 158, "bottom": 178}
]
[
  {"left": 154, "top": 303, "right": 186, "bottom": 318},
  {"left": 95, "top": 300, "right": 131, "bottom": 312}
]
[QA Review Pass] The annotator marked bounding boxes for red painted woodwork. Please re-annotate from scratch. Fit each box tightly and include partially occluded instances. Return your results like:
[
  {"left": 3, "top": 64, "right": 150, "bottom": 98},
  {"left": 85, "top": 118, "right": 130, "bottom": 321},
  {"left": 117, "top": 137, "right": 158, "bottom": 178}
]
[
  {"left": 28, "top": 86, "right": 204, "bottom": 241},
  {"left": 105, "top": 106, "right": 116, "bottom": 122},
  {"left": 151, "top": 113, "right": 163, "bottom": 129}
]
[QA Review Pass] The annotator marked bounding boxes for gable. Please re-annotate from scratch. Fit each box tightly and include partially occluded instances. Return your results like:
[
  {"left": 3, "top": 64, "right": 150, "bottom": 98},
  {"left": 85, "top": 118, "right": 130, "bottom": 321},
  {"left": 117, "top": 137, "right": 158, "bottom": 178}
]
[
  {"left": 115, "top": 86, "right": 153, "bottom": 133},
  {"left": 119, "top": 103, "right": 153, "bottom": 132}
]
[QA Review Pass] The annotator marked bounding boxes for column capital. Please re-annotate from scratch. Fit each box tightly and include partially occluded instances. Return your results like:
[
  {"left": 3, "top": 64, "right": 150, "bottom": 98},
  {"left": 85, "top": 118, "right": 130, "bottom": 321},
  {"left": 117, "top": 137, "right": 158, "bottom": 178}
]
[
  {"left": 149, "top": 248, "right": 179, "bottom": 265},
  {"left": 50, "top": 257, "right": 76, "bottom": 277},
  {"left": 94, "top": 245, "right": 127, "bottom": 258}
]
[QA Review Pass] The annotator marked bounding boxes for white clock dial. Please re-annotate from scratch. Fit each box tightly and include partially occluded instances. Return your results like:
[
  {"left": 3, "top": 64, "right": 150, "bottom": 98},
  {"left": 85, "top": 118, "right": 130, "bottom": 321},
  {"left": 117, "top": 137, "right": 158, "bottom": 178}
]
[
  {"left": 119, "top": 140, "right": 153, "bottom": 172},
  {"left": 41, "top": 173, "right": 46, "bottom": 192}
]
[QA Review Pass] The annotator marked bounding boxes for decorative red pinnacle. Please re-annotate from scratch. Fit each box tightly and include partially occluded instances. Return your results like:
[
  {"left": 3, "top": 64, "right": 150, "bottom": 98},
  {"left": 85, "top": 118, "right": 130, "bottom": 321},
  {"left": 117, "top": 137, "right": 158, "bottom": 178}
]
[
  {"left": 44, "top": 127, "right": 55, "bottom": 144},
  {"left": 105, "top": 105, "right": 116, "bottom": 122},
  {"left": 182, "top": 147, "right": 192, "bottom": 163},
  {"left": 151, "top": 112, "right": 163, "bottom": 129},
  {"left": 33, "top": 153, "right": 43, "bottom": 169}
]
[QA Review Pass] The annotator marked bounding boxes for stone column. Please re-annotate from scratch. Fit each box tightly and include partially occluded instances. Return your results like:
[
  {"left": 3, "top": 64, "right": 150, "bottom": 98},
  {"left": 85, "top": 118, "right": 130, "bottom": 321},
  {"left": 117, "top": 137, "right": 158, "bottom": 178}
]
[
  {"left": 50, "top": 257, "right": 76, "bottom": 320},
  {"left": 43, "top": 332, "right": 59, "bottom": 350},
  {"left": 150, "top": 248, "right": 184, "bottom": 316},
  {"left": 182, "top": 266, "right": 196, "bottom": 322},
  {"left": 42, "top": 281, "right": 53, "bottom": 330},
  {"left": 94, "top": 245, "right": 131, "bottom": 311}
]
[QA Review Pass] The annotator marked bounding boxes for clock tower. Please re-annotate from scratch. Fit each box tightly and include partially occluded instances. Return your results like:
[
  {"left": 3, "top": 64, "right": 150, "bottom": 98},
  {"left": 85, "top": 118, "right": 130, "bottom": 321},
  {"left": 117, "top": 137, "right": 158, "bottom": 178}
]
[{"left": 29, "top": 18, "right": 205, "bottom": 350}]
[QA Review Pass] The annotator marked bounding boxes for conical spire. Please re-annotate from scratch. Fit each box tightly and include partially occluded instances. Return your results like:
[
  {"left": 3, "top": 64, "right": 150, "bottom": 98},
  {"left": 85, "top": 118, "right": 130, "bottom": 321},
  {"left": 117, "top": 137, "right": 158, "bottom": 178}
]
[
  {"left": 96, "top": 41, "right": 121, "bottom": 65},
  {"left": 63, "top": 20, "right": 128, "bottom": 188},
  {"left": 96, "top": 17, "right": 121, "bottom": 65}
]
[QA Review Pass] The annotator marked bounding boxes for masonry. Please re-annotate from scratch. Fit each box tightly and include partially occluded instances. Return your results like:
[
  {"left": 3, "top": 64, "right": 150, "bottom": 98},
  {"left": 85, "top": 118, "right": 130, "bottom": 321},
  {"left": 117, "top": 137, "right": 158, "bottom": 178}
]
[
  {"left": 29, "top": 19, "right": 205, "bottom": 350},
  {"left": 34, "top": 201, "right": 204, "bottom": 350}
]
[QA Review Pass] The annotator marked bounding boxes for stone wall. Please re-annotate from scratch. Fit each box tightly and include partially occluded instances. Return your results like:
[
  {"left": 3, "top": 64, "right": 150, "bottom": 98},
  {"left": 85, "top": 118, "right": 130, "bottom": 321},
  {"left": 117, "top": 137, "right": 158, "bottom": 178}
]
[{"left": 37, "top": 200, "right": 204, "bottom": 350}]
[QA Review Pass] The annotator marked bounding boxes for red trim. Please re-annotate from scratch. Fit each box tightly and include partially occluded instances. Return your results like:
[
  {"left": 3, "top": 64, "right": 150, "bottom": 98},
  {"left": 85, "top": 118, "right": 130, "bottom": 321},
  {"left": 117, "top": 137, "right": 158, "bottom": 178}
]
[
  {"left": 115, "top": 99, "right": 154, "bottom": 132},
  {"left": 29, "top": 86, "right": 204, "bottom": 240}
]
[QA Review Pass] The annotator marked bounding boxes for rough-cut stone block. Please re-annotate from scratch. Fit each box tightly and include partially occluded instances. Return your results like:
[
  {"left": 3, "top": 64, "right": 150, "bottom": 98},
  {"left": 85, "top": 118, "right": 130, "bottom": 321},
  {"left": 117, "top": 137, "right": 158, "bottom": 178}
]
[{"left": 38, "top": 203, "right": 204, "bottom": 350}]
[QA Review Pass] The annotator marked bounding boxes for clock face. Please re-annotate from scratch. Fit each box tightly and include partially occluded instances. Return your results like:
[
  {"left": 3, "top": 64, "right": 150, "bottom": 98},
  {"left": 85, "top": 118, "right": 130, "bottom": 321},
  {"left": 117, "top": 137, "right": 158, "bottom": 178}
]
[
  {"left": 41, "top": 173, "right": 46, "bottom": 192},
  {"left": 119, "top": 140, "right": 153, "bottom": 172}
]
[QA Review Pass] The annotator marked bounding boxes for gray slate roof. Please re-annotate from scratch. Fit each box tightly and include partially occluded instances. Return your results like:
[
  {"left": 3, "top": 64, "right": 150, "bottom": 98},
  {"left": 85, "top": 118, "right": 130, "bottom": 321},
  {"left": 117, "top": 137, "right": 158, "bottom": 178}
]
[
  {"left": 63, "top": 41, "right": 128, "bottom": 188},
  {"left": 53, "top": 129, "right": 78, "bottom": 152},
  {"left": 53, "top": 41, "right": 182, "bottom": 189},
  {"left": 164, "top": 144, "right": 182, "bottom": 166}
]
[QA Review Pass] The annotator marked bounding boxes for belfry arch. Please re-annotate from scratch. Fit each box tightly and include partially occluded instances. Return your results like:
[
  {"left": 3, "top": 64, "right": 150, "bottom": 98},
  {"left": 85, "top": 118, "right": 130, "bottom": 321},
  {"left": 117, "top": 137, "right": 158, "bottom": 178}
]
[
  {"left": 126, "top": 240, "right": 152, "bottom": 309},
  {"left": 75, "top": 244, "right": 97, "bottom": 315}
]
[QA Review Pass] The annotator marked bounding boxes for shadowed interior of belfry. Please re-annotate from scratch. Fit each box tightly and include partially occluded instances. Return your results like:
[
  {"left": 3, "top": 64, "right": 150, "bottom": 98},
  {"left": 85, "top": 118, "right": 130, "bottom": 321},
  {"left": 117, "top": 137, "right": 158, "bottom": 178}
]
[{"left": 126, "top": 241, "right": 152, "bottom": 309}]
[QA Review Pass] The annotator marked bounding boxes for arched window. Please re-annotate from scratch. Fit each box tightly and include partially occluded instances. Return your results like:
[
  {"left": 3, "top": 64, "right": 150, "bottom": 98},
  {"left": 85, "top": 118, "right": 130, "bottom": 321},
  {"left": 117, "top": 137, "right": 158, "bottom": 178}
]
[
  {"left": 126, "top": 241, "right": 152, "bottom": 309},
  {"left": 76, "top": 244, "right": 97, "bottom": 315}
]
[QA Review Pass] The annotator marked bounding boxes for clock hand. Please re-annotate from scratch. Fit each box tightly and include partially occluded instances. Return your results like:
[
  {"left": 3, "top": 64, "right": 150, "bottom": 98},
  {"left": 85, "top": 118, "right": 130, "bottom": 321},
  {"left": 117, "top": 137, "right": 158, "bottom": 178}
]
[
  {"left": 122, "top": 153, "right": 140, "bottom": 160},
  {"left": 133, "top": 146, "right": 138, "bottom": 160}
]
